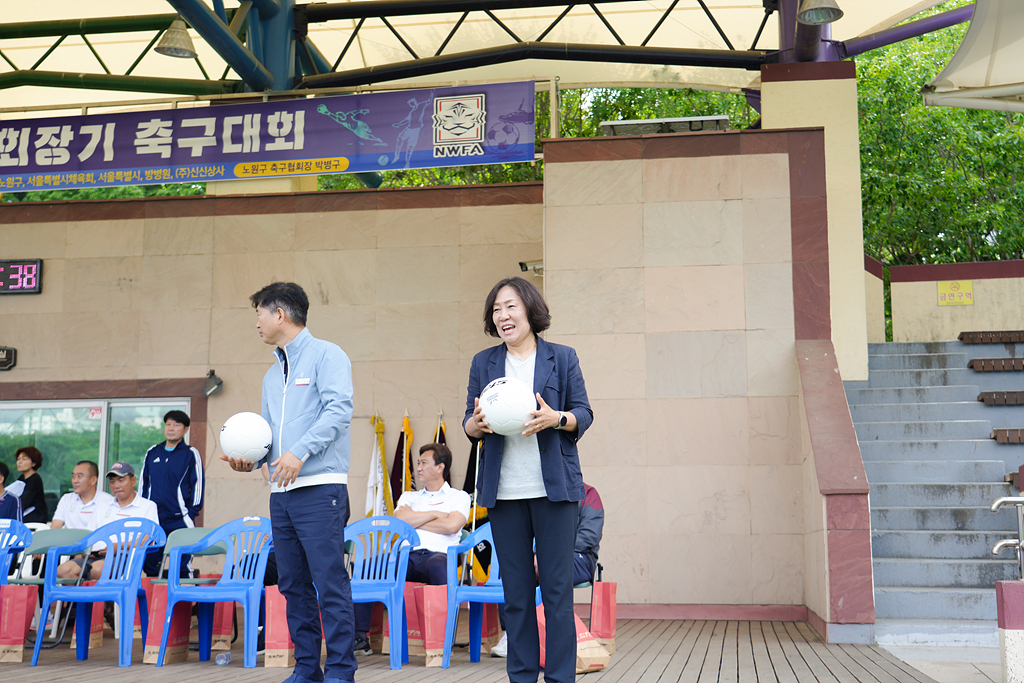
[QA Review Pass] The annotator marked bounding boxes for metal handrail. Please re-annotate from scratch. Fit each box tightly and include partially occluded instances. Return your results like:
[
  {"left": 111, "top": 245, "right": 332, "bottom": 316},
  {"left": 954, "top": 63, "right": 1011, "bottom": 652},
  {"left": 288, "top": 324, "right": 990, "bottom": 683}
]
[{"left": 991, "top": 496, "right": 1024, "bottom": 579}]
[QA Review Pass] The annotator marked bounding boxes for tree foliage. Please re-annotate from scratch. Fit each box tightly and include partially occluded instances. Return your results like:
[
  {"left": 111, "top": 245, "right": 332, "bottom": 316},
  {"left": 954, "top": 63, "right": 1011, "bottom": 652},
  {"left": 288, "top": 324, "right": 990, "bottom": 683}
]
[{"left": 858, "top": 0, "right": 1024, "bottom": 265}]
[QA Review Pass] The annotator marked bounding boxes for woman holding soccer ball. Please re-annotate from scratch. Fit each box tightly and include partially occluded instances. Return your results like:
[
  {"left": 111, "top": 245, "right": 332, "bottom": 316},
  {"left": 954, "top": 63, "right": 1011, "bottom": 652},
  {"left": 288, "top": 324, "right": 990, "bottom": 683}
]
[{"left": 464, "top": 276, "right": 593, "bottom": 683}]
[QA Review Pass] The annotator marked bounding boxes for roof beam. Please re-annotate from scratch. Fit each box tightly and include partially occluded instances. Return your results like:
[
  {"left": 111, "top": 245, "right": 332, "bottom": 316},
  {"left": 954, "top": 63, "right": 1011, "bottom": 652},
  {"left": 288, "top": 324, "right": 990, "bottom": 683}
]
[{"left": 301, "top": 0, "right": 638, "bottom": 22}]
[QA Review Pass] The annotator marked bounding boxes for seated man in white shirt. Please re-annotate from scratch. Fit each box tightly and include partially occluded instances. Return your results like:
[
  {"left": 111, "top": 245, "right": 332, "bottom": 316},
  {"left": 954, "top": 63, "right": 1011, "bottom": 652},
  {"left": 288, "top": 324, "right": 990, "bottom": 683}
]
[
  {"left": 353, "top": 443, "right": 471, "bottom": 655},
  {"left": 88, "top": 461, "right": 160, "bottom": 578},
  {"left": 51, "top": 460, "right": 116, "bottom": 580}
]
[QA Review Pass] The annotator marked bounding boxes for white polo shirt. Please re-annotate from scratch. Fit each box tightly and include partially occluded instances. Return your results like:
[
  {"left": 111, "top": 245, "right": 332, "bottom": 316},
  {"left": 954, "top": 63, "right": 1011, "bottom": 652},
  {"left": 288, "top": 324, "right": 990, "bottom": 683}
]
[
  {"left": 397, "top": 483, "right": 471, "bottom": 554},
  {"left": 53, "top": 490, "right": 116, "bottom": 531},
  {"left": 96, "top": 493, "right": 160, "bottom": 526}
]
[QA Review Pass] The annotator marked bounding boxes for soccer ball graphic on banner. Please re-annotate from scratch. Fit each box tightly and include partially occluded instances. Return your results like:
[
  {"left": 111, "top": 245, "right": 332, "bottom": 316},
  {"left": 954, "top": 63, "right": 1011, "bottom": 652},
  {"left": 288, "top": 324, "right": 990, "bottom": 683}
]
[
  {"left": 220, "top": 412, "right": 273, "bottom": 462},
  {"left": 480, "top": 376, "right": 537, "bottom": 436},
  {"left": 485, "top": 122, "right": 520, "bottom": 154}
]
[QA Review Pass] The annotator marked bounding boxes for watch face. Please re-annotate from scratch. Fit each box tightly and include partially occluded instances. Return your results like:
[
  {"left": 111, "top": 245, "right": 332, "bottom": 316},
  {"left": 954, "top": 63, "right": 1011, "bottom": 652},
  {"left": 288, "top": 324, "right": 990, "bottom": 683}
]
[{"left": 559, "top": 413, "right": 568, "bottom": 427}]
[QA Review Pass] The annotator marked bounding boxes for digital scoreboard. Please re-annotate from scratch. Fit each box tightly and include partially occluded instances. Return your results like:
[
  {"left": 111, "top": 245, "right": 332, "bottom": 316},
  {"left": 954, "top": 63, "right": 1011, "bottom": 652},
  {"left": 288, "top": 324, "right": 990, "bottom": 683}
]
[{"left": 0, "top": 259, "right": 42, "bottom": 294}]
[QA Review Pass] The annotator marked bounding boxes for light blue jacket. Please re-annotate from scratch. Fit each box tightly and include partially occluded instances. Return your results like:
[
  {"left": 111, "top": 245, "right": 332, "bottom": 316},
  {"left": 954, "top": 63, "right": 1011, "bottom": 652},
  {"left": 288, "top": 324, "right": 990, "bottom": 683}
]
[{"left": 260, "top": 328, "right": 353, "bottom": 491}]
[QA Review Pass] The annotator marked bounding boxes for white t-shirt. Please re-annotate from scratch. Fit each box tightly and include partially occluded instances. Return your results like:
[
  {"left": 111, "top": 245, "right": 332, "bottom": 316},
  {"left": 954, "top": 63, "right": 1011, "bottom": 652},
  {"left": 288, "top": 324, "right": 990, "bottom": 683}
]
[
  {"left": 53, "top": 490, "right": 116, "bottom": 531},
  {"left": 397, "top": 483, "right": 471, "bottom": 554},
  {"left": 96, "top": 494, "right": 160, "bottom": 526},
  {"left": 497, "top": 352, "right": 546, "bottom": 500}
]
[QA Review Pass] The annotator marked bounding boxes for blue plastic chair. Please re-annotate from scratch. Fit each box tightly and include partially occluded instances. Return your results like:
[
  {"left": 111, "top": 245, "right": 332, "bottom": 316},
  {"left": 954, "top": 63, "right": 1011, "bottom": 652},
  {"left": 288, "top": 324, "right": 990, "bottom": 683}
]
[
  {"left": 31, "top": 518, "right": 165, "bottom": 667},
  {"left": 442, "top": 522, "right": 503, "bottom": 668},
  {"left": 0, "top": 519, "right": 32, "bottom": 582},
  {"left": 345, "top": 516, "right": 419, "bottom": 670},
  {"left": 157, "top": 516, "right": 273, "bottom": 668}
]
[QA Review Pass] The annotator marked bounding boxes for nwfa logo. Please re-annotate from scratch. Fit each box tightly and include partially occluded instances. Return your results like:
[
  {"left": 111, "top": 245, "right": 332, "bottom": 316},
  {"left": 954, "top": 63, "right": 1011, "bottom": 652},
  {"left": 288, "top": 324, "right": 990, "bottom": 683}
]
[{"left": 433, "top": 94, "right": 486, "bottom": 158}]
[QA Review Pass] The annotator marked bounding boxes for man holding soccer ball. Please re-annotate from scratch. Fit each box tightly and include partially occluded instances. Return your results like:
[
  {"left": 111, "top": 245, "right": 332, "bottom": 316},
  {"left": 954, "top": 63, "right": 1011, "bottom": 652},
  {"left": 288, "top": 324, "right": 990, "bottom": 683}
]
[{"left": 221, "top": 282, "right": 357, "bottom": 683}]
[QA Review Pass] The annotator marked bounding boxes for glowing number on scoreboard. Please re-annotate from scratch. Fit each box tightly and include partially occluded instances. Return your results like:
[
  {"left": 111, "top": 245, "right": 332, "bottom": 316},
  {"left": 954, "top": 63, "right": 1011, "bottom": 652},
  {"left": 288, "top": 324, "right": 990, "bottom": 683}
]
[
  {"left": 8, "top": 264, "right": 22, "bottom": 290},
  {"left": 21, "top": 264, "right": 36, "bottom": 289}
]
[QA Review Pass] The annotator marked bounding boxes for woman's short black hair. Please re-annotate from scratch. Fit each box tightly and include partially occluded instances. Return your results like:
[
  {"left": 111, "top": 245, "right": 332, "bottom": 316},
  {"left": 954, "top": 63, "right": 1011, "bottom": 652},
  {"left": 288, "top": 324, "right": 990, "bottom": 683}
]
[
  {"left": 16, "top": 446, "right": 43, "bottom": 470},
  {"left": 482, "top": 276, "right": 551, "bottom": 338}
]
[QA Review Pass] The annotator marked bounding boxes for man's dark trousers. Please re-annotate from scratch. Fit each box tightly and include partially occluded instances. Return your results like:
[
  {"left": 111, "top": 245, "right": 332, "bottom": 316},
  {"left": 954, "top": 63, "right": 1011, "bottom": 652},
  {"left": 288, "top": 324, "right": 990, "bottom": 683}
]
[{"left": 271, "top": 483, "right": 357, "bottom": 682}]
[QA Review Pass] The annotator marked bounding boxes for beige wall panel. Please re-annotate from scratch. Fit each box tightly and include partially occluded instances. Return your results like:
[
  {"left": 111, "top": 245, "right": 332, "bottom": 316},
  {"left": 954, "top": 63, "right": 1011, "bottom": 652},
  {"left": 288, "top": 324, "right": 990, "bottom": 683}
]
[
  {"left": 645, "top": 331, "right": 747, "bottom": 399},
  {"left": 210, "top": 308, "right": 277, "bottom": 366},
  {"left": 545, "top": 268, "right": 644, "bottom": 336},
  {"left": 294, "top": 210, "right": 377, "bottom": 251},
  {"left": 214, "top": 213, "right": 296, "bottom": 254},
  {"left": 580, "top": 398, "right": 645, "bottom": 470},
  {"left": 647, "top": 465, "right": 751, "bottom": 536},
  {"left": 377, "top": 207, "right": 460, "bottom": 248},
  {"left": 643, "top": 156, "right": 742, "bottom": 204},
  {"left": 64, "top": 256, "right": 142, "bottom": 312},
  {"left": 746, "top": 329, "right": 798, "bottom": 398},
  {"left": 598, "top": 533, "right": 650, "bottom": 603},
  {"left": 203, "top": 364, "right": 269, "bottom": 431},
  {"left": 67, "top": 219, "right": 143, "bottom": 259},
  {"left": 294, "top": 250, "right": 378, "bottom": 307},
  {"left": 744, "top": 263, "right": 794, "bottom": 331},
  {"left": 204, "top": 473, "right": 272, "bottom": 522},
  {"left": 308, "top": 304, "right": 376, "bottom": 362},
  {"left": 649, "top": 534, "right": 753, "bottom": 604},
  {"left": 800, "top": 391, "right": 829, "bottom": 618},
  {"left": 139, "top": 254, "right": 214, "bottom": 310},
  {"left": 460, "top": 204, "right": 543, "bottom": 245},
  {"left": 0, "top": 313, "right": 63, "bottom": 369},
  {"left": 371, "top": 360, "right": 463, "bottom": 423},
  {"left": 751, "top": 534, "right": 805, "bottom": 605},
  {"left": 548, "top": 333, "right": 646, "bottom": 400},
  {"left": 143, "top": 215, "right": 215, "bottom": 255},
  {"left": 585, "top": 464, "right": 648, "bottom": 536},
  {"left": 644, "top": 200, "right": 743, "bottom": 268},
  {"left": 646, "top": 398, "right": 749, "bottom": 467},
  {"left": 0, "top": 258, "right": 64, "bottom": 314},
  {"left": 459, "top": 243, "right": 544, "bottom": 302},
  {"left": 748, "top": 396, "right": 802, "bottom": 467},
  {"left": 545, "top": 203, "right": 644, "bottom": 271},
  {"left": 139, "top": 309, "right": 211, "bottom": 367},
  {"left": 891, "top": 277, "right": 1024, "bottom": 342},
  {"left": 351, "top": 361, "right": 376, "bottom": 423},
  {"left": 0, "top": 222, "right": 66, "bottom": 258},
  {"left": 742, "top": 197, "right": 793, "bottom": 265},
  {"left": 459, "top": 300, "right": 494, "bottom": 360},
  {"left": 645, "top": 265, "right": 746, "bottom": 334},
  {"left": 740, "top": 153, "right": 791, "bottom": 199},
  {"left": 137, "top": 364, "right": 211, "bottom": 380},
  {"left": 375, "top": 303, "right": 460, "bottom": 361},
  {"left": 376, "top": 246, "right": 459, "bottom": 304},
  {"left": 544, "top": 160, "right": 643, "bottom": 207},
  {"left": 750, "top": 465, "right": 803, "bottom": 535},
  {"left": 211, "top": 252, "right": 296, "bottom": 309},
  {"left": 60, "top": 311, "right": 139, "bottom": 368},
  {"left": 865, "top": 271, "right": 886, "bottom": 344}
]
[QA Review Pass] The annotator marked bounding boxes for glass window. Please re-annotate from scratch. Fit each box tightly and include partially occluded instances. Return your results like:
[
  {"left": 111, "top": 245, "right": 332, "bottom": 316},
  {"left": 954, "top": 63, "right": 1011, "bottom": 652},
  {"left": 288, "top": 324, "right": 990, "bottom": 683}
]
[{"left": 0, "top": 398, "right": 189, "bottom": 521}]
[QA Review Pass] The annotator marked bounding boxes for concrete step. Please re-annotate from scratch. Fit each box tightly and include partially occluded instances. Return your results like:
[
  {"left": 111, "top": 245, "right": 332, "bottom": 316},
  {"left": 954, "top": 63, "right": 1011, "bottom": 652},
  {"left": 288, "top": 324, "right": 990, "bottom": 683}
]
[
  {"left": 872, "top": 506, "right": 1018, "bottom": 532},
  {"left": 873, "top": 530, "right": 1011, "bottom": 559},
  {"left": 855, "top": 420, "right": 991, "bottom": 442},
  {"left": 874, "top": 587, "right": 995, "bottom": 620},
  {"left": 870, "top": 482, "right": 1010, "bottom": 507},
  {"left": 873, "top": 558, "right": 1019, "bottom": 588},
  {"left": 857, "top": 440, "right": 1013, "bottom": 468},
  {"left": 868, "top": 353, "right": 969, "bottom": 371},
  {"left": 869, "top": 341, "right": 1024, "bottom": 358},
  {"left": 865, "top": 368, "right": 1024, "bottom": 392},
  {"left": 874, "top": 619, "right": 998, "bottom": 648},
  {"left": 845, "top": 385, "right": 979, "bottom": 405},
  {"left": 850, "top": 401, "right": 996, "bottom": 422},
  {"left": 864, "top": 460, "right": 1007, "bottom": 484}
]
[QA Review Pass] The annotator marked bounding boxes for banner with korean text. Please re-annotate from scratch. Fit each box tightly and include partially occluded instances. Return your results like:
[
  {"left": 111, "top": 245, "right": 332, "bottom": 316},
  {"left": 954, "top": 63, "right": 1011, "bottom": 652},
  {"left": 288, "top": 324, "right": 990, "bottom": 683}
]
[{"left": 0, "top": 81, "right": 535, "bottom": 191}]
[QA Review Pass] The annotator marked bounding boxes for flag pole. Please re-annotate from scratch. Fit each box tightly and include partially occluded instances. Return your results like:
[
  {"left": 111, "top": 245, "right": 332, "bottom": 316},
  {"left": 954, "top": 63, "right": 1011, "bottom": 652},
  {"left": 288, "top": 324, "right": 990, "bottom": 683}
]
[{"left": 462, "top": 439, "right": 482, "bottom": 585}]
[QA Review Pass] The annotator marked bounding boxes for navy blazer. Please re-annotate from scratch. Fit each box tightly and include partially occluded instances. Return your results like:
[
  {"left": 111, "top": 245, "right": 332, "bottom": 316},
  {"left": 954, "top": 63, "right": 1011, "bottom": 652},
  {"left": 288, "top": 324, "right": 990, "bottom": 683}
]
[{"left": 464, "top": 336, "right": 593, "bottom": 508}]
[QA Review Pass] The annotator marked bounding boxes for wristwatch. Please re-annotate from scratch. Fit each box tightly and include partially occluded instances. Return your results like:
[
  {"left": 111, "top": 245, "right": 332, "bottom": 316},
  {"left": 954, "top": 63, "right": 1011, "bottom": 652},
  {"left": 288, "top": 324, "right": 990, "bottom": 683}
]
[{"left": 554, "top": 412, "right": 568, "bottom": 430}]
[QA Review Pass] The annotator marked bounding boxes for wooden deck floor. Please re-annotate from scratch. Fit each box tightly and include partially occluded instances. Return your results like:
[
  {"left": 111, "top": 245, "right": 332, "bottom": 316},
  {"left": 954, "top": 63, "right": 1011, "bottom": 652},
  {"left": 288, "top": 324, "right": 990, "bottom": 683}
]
[{"left": 0, "top": 620, "right": 938, "bottom": 683}]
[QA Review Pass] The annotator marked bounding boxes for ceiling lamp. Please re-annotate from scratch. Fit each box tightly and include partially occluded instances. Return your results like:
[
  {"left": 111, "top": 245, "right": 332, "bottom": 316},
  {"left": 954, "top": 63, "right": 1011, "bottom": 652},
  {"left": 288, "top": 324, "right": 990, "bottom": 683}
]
[
  {"left": 155, "top": 16, "right": 198, "bottom": 59},
  {"left": 797, "top": 0, "right": 844, "bottom": 25}
]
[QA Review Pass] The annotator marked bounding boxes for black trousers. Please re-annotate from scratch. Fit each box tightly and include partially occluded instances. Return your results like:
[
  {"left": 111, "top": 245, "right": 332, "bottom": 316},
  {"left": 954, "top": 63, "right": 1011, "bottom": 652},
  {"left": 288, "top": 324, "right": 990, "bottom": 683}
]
[{"left": 490, "top": 497, "right": 576, "bottom": 683}]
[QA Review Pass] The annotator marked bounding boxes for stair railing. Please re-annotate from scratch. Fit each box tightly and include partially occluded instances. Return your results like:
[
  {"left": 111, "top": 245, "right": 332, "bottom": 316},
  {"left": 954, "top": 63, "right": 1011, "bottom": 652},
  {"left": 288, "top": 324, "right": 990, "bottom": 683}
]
[{"left": 991, "top": 496, "right": 1024, "bottom": 579}]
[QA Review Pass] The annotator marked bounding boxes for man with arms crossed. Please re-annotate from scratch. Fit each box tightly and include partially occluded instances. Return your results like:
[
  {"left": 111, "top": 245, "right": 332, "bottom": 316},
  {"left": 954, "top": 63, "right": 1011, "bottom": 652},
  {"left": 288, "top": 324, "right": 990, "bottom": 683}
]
[
  {"left": 222, "top": 282, "right": 356, "bottom": 683},
  {"left": 352, "top": 443, "right": 470, "bottom": 654},
  {"left": 51, "top": 460, "right": 115, "bottom": 580}
]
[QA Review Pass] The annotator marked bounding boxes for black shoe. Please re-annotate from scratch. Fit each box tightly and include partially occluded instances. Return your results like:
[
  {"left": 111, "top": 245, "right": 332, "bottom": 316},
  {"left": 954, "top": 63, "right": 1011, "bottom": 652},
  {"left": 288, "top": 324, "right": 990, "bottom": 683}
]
[
  {"left": 257, "top": 627, "right": 265, "bottom": 656},
  {"left": 353, "top": 635, "right": 372, "bottom": 656}
]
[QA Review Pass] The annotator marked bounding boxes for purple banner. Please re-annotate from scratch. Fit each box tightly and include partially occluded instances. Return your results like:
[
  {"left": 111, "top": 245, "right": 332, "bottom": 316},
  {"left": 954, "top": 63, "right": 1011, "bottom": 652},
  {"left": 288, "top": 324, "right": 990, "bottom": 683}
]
[{"left": 0, "top": 81, "right": 536, "bottom": 191}]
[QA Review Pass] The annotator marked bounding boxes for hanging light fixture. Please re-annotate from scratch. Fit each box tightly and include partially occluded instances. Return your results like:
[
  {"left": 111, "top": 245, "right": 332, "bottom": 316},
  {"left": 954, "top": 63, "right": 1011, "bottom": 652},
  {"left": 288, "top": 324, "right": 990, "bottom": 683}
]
[
  {"left": 155, "top": 16, "right": 198, "bottom": 59},
  {"left": 797, "top": 0, "right": 844, "bottom": 25}
]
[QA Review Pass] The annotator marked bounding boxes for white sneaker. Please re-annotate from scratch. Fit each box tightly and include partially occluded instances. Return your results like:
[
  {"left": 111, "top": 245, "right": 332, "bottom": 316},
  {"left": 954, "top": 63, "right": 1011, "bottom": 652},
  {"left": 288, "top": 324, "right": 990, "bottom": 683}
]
[{"left": 490, "top": 632, "right": 508, "bottom": 658}]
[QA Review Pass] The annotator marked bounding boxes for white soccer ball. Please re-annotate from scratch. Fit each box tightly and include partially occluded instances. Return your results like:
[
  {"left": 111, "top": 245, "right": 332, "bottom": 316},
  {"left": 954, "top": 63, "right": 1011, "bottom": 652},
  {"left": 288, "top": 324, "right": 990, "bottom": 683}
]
[
  {"left": 220, "top": 412, "right": 273, "bottom": 462},
  {"left": 480, "top": 377, "right": 537, "bottom": 437}
]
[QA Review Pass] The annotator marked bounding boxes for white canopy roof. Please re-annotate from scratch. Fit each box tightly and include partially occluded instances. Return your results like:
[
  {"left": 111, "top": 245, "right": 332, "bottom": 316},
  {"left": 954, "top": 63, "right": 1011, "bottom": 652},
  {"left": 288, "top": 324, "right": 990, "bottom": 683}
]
[
  {"left": 925, "top": 0, "right": 1024, "bottom": 113},
  {"left": 3, "top": 0, "right": 948, "bottom": 114}
]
